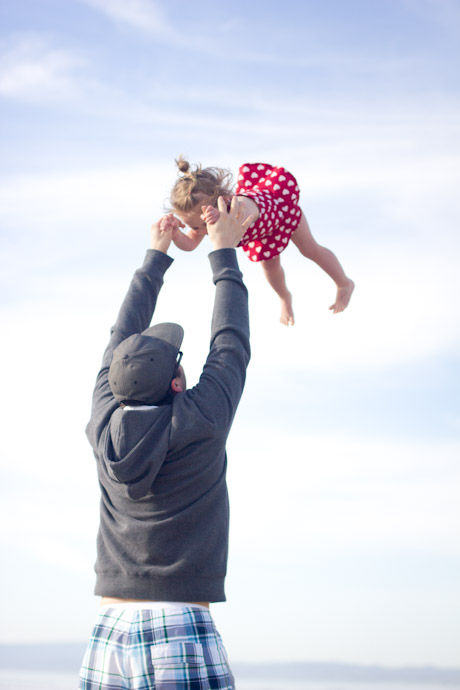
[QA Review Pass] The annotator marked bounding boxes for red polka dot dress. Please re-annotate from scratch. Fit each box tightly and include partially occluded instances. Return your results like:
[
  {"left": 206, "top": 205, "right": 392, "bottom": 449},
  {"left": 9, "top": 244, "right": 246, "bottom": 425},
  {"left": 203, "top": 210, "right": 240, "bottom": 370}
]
[{"left": 235, "top": 163, "right": 302, "bottom": 262}]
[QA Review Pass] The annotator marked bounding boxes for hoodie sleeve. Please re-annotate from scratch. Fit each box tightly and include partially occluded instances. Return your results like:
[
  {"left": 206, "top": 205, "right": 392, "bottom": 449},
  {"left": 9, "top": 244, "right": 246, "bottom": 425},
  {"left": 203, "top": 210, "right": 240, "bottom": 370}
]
[
  {"left": 185, "top": 248, "right": 250, "bottom": 432},
  {"left": 86, "top": 250, "right": 174, "bottom": 451}
]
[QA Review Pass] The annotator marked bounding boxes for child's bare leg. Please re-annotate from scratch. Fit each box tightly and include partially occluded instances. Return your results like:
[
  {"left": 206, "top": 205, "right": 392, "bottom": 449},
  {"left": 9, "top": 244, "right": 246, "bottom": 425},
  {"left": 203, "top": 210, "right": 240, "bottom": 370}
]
[
  {"left": 292, "top": 214, "right": 355, "bottom": 313},
  {"left": 261, "top": 256, "right": 295, "bottom": 326}
]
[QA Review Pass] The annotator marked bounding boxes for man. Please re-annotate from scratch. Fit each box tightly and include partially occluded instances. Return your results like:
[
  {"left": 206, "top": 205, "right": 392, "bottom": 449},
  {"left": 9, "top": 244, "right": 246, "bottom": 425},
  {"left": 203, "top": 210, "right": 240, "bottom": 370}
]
[{"left": 79, "top": 198, "right": 253, "bottom": 690}]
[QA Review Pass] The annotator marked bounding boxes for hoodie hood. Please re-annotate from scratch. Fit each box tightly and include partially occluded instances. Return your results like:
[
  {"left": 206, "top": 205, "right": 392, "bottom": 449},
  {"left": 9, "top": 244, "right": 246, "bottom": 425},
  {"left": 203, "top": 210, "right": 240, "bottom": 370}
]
[{"left": 103, "top": 404, "right": 172, "bottom": 500}]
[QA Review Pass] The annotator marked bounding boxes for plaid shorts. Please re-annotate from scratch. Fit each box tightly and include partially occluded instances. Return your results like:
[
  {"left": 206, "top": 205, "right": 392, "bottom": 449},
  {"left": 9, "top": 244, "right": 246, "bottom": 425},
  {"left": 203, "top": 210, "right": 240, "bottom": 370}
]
[{"left": 79, "top": 604, "right": 235, "bottom": 690}]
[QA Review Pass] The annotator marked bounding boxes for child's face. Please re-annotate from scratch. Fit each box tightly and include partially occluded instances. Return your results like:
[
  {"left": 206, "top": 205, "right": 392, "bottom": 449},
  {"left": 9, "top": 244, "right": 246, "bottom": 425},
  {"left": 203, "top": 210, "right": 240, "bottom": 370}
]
[
  {"left": 176, "top": 208, "right": 206, "bottom": 233},
  {"left": 176, "top": 199, "right": 213, "bottom": 234}
]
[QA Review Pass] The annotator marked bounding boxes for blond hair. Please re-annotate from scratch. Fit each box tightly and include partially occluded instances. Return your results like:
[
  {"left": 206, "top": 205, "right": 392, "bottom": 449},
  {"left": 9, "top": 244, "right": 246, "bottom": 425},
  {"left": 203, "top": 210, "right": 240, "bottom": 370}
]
[{"left": 169, "top": 155, "right": 234, "bottom": 212}]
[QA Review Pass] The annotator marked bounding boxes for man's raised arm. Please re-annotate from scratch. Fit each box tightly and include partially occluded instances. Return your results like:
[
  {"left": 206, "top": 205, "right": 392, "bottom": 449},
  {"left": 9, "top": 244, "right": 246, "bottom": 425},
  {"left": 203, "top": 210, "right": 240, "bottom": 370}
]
[
  {"left": 86, "top": 223, "right": 174, "bottom": 448},
  {"left": 184, "top": 197, "right": 254, "bottom": 427}
]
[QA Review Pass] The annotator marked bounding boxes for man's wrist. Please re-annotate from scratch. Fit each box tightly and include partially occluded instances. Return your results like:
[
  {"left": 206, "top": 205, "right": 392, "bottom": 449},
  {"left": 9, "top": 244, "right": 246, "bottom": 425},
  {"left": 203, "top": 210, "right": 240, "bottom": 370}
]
[
  {"left": 150, "top": 246, "right": 170, "bottom": 254},
  {"left": 148, "top": 247, "right": 169, "bottom": 254},
  {"left": 145, "top": 248, "right": 174, "bottom": 268},
  {"left": 208, "top": 247, "right": 237, "bottom": 265},
  {"left": 209, "top": 242, "right": 235, "bottom": 251}
]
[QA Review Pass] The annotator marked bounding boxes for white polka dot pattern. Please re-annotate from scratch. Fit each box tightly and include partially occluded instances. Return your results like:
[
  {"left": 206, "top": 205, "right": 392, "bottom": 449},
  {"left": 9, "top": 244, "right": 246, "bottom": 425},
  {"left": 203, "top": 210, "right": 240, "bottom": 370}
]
[{"left": 236, "top": 163, "right": 301, "bottom": 262}]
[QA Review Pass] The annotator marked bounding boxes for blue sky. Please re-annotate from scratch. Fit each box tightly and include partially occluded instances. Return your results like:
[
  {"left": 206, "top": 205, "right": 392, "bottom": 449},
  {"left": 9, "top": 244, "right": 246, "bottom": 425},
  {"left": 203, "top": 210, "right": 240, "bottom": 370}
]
[{"left": 1, "top": 0, "right": 459, "bottom": 668}]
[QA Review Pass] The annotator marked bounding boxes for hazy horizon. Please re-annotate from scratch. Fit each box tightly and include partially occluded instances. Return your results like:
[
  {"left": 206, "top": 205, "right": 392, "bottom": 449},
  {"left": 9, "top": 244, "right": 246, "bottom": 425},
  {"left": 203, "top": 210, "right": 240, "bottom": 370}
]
[{"left": 1, "top": 643, "right": 459, "bottom": 680}]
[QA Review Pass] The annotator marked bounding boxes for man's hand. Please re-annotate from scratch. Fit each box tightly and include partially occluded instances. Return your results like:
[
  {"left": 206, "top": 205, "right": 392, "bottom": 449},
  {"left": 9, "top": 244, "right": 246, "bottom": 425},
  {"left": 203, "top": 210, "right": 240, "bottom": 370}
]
[
  {"left": 151, "top": 217, "right": 176, "bottom": 253},
  {"left": 207, "top": 197, "right": 254, "bottom": 251}
]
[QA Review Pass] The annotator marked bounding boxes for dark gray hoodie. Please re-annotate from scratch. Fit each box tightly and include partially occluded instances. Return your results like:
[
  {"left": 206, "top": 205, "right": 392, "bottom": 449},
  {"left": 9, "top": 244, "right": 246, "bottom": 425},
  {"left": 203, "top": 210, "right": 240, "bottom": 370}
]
[{"left": 86, "top": 248, "right": 250, "bottom": 602}]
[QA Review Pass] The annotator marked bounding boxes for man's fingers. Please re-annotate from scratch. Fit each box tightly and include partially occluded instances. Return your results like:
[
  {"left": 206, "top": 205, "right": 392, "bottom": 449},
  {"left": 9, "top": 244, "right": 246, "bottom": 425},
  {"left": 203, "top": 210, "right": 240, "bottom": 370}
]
[
  {"left": 217, "top": 196, "right": 227, "bottom": 213},
  {"left": 241, "top": 214, "right": 254, "bottom": 231},
  {"left": 229, "top": 196, "right": 240, "bottom": 218}
]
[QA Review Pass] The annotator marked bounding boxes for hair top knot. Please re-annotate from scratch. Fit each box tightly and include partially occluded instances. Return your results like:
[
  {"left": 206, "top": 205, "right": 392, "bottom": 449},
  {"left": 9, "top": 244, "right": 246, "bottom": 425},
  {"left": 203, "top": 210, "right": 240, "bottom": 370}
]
[
  {"left": 169, "top": 155, "right": 234, "bottom": 213},
  {"left": 175, "top": 155, "right": 191, "bottom": 175}
]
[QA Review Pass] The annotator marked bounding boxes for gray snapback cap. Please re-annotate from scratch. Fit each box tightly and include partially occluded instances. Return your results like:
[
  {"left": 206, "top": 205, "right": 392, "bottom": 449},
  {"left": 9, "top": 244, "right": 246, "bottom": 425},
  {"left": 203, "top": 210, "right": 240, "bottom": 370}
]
[{"left": 108, "top": 322, "right": 184, "bottom": 404}]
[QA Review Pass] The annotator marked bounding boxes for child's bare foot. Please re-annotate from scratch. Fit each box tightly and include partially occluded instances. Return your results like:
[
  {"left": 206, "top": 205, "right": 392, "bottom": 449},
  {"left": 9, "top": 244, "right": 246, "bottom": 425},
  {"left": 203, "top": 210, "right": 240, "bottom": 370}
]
[
  {"left": 280, "top": 292, "right": 295, "bottom": 326},
  {"left": 329, "top": 279, "right": 355, "bottom": 313}
]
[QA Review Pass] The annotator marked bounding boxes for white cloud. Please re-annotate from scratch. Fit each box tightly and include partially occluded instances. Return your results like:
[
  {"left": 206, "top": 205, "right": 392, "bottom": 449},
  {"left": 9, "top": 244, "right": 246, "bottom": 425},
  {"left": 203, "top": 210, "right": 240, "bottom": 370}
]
[
  {"left": 0, "top": 97, "right": 459, "bottom": 373},
  {"left": 227, "top": 428, "right": 460, "bottom": 557},
  {"left": 0, "top": 163, "right": 168, "bottom": 241},
  {"left": 0, "top": 35, "right": 84, "bottom": 101},
  {"left": 79, "top": 0, "right": 174, "bottom": 36}
]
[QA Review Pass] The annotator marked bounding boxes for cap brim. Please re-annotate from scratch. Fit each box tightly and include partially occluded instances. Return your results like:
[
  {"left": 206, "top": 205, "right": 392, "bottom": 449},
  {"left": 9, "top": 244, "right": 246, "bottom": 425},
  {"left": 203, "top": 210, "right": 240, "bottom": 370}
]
[{"left": 142, "top": 322, "right": 184, "bottom": 351}]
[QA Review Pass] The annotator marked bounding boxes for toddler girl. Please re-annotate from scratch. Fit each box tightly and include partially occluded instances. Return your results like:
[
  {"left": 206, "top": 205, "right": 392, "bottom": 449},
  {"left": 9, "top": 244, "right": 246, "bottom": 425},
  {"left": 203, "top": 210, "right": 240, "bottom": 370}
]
[{"left": 163, "top": 156, "right": 354, "bottom": 325}]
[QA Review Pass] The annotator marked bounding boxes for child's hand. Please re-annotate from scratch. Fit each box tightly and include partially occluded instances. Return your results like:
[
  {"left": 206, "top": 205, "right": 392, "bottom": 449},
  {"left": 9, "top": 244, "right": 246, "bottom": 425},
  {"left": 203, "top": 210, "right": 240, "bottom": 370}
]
[
  {"left": 159, "top": 213, "right": 185, "bottom": 236},
  {"left": 151, "top": 219, "right": 173, "bottom": 253},
  {"left": 200, "top": 205, "right": 220, "bottom": 225}
]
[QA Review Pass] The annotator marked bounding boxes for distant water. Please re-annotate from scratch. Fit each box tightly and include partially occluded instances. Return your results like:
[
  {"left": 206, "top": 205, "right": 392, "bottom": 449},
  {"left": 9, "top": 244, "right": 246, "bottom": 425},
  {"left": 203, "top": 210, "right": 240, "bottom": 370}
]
[
  {"left": 236, "top": 683, "right": 455, "bottom": 690},
  {"left": 0, "top": 669, "right": 77, "bottom": 689},
  {"left": 0, "top": 670, "right": 455, "bottom": 690},
  {"left": 237, "top": 685, "right": 455, "bottom": 690}
]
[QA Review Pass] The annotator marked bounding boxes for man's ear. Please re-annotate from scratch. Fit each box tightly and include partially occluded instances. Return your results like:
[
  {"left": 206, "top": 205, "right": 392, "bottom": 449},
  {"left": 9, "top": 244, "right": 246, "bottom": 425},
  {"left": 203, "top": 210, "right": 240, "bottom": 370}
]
[{"left": 171, "top": 378, "right": 183, "bottom": 393}]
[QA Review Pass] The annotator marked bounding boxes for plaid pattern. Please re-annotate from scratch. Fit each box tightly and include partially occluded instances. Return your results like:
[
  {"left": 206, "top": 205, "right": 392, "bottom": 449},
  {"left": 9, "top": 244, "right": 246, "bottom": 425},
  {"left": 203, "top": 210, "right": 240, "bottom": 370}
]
[{"left": 79, "top": 605, "right": 235, "bottom": 690}]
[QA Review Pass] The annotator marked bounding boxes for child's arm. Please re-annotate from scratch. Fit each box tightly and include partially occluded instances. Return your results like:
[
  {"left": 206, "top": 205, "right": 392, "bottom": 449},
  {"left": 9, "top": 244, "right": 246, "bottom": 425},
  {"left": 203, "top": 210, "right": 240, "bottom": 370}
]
[
  {"left": 160, "top": 214, "right": 206, "bottom": 252},
  {"left": 202, "top": 199, "right": 259, "bottom": 227},
  {"left": 172, "top": 228, "right": 206, "bottom": 251}
]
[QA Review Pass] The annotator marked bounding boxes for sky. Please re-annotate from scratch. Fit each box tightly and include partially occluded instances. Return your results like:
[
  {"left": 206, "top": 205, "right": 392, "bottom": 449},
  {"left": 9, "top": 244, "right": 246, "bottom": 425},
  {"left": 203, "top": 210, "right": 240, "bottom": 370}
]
[{"left": 1, "top": 0, "right": 460, "bottom": 669}]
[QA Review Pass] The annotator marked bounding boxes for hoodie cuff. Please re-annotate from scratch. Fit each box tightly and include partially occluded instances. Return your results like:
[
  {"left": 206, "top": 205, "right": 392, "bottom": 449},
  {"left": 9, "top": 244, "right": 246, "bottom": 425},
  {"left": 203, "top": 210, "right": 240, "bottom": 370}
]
[
  {"left": 143, "top": 249, "right": 174, "bottom": 274},
  {"left": 208, "top": 248, "right": 240, "bottom": 277}
]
